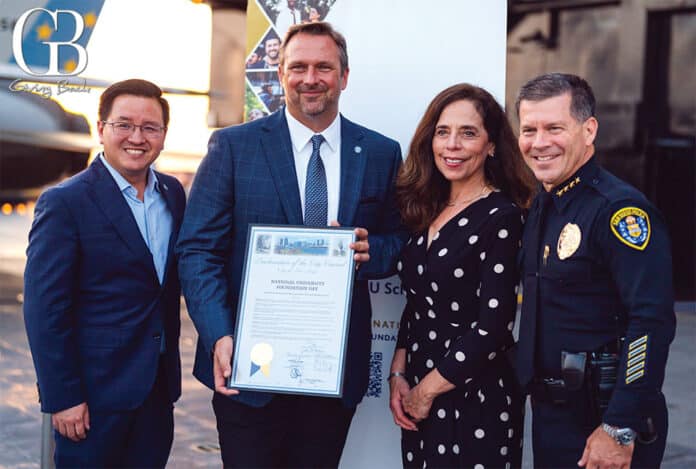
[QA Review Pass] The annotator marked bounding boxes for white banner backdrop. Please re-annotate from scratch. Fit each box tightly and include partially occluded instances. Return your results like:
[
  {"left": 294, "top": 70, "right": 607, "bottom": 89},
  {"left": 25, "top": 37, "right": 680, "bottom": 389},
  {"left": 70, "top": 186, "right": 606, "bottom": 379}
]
[
  {"left": 328, "top": 2, "right": 508, "bottom": 467},
  {"left": 327, "top": 0, "right": 508, "bottom": 155},
  {"left": 341, "top": 277, "right": 407, "bottom": 468}
]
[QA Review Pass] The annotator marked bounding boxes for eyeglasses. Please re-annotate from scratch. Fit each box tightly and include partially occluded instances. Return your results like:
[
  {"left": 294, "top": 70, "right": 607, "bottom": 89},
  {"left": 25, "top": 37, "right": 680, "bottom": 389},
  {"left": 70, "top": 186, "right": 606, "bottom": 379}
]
[{"left": 102, "top": 121, "right": 166, "bottom": 137}]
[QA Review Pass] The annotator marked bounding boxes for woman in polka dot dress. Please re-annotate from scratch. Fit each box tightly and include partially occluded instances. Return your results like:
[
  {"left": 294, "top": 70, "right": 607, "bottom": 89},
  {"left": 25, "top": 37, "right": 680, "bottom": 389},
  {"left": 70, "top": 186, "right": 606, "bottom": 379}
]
[{"left": 388, "top": 83, "right": 536, "bottom": 469}]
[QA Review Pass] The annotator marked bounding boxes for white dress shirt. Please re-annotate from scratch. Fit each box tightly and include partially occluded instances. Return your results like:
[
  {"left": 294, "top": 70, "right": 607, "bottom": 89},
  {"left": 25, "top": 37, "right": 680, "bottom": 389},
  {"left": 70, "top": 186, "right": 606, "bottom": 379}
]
[{"left": 285, "top": 107, "right": 341, "bottom": 225}]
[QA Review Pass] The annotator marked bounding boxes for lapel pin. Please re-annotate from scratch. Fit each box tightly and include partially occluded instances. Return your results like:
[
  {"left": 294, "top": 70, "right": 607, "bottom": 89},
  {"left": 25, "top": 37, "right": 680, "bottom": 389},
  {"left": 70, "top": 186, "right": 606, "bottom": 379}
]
[
  {"left": 354, "top": 146, "right": 362, "bottom": 154},
  {"left": 162, "top": 183, "right": 168, "bottom": 191}
]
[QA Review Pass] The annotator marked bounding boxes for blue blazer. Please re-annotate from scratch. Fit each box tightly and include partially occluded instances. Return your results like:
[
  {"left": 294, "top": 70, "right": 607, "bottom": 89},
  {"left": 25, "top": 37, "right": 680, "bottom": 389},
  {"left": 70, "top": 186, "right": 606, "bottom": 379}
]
[
  {"left": 177, "top": 110, "right": 406, "bottom": 408},
  {"left": 23, "top": 158, "right": 186, "bottom": 413}
]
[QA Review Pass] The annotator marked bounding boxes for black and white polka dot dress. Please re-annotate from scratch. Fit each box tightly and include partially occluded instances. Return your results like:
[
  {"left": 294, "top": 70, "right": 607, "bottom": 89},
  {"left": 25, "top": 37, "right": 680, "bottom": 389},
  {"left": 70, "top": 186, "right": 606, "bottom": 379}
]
[{"left": 395, "top": 191, "right": 524, "bottom": 469}]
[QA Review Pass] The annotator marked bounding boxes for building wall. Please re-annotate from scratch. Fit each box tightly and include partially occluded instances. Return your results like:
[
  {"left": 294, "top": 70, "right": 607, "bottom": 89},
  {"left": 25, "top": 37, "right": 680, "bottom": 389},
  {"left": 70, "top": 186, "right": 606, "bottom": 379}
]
[{"left": 506, "top": 0, "right": 696, "bottom": 191}]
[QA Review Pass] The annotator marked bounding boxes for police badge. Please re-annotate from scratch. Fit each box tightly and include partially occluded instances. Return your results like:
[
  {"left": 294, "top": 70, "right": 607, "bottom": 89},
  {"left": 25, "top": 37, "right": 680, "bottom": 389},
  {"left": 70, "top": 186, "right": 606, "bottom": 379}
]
[
  {"left": 557, "top": 223, "right": 581, "bottom": 260},
  {"left": 610, "top": 207, "right": 651, "bottom": 250}
]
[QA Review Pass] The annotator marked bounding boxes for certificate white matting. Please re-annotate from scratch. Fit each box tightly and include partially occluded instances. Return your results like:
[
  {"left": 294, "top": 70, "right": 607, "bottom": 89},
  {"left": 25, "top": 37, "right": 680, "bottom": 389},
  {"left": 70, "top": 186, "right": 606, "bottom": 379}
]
[{"left": 229, "top": 224, "right": 356, "bottom": 396}]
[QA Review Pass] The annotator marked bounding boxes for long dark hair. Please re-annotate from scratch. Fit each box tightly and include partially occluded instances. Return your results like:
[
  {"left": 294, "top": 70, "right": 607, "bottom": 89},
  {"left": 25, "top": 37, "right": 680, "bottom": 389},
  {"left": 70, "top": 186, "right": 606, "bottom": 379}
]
[{"left": 397, "top": 83, "right": 536, "bottom": 232}]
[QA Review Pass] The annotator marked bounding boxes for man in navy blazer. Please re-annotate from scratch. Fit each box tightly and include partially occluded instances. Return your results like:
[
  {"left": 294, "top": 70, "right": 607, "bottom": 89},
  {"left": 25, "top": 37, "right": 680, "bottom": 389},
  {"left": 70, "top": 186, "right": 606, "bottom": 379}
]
[
  {"left": 177, "top": 22, "right": 406, "bottom": 467},
  {"left": 23, "top": 79, "right": 186, "bottom": 468}
]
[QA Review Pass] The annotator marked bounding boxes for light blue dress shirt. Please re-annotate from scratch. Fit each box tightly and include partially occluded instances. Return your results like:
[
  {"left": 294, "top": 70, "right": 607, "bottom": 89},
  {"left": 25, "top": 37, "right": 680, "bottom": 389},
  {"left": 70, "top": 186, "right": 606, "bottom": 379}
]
[{"left": 99, "top": 154, "right": 172, "bottom": 284}]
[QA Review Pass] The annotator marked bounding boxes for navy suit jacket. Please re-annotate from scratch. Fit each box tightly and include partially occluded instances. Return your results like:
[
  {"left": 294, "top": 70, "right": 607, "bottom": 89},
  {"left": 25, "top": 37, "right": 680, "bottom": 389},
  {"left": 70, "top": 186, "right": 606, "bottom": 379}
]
[
  {"left": 177, "top": 110, "right": 406, "bottom": 408},
  {"left": 23, "top": 158, "right": 185, "bottom": 413}
]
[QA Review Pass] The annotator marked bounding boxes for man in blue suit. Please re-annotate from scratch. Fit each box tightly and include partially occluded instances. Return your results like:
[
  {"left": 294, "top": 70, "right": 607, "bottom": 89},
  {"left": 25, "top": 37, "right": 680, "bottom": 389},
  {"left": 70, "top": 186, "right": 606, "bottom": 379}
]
[
  {"left": 177, "top": 22, "right": 406, "bottom": 468},
  {"left": 23, "top": 79, "right": 186, "bottom": 468}
]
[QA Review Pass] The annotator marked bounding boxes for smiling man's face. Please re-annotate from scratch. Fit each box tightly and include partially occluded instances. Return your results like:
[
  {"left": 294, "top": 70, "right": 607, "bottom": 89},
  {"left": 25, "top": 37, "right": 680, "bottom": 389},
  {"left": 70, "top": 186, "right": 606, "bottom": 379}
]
[
  {"left": 278, "top": 32, "right": 348, "bottom": 132},
  {"left": 265, "top": 38, "right": 280, "bottom": 61},
  {"left": 518, "top": 93, "right": 597, "bottom": 191},
  {"left": 98, "top": 94, "right": 166, "bottom": 185}
]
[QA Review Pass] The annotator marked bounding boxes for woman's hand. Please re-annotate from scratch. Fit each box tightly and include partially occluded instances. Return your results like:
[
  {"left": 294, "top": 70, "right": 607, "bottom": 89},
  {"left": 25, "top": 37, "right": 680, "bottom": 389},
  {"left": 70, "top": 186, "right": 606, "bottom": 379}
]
[
  {"left": 402, "top": 384, "right": 436, "bottom": 422},
  {"left": 389, "top": 375, "right": 418, "bottom": 431},
  {"left": 388, "top": 348, "right": 418, "bottom": 431},
  {"left": 402, "top": 368, "right": 455, "bottom": 423}
]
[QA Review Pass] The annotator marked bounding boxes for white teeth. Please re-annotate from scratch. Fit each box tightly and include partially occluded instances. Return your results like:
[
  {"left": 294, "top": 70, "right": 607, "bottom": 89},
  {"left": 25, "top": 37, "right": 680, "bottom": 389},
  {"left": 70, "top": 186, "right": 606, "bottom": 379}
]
[
  {"left": 125, "top": 149, "right": 145, "bottom": 155},
  {"left": 536, "top": 155, "right": 554, "bottom": 161},
  {"left": 444, "top": 158, "right": 463, "bottom": 164}
]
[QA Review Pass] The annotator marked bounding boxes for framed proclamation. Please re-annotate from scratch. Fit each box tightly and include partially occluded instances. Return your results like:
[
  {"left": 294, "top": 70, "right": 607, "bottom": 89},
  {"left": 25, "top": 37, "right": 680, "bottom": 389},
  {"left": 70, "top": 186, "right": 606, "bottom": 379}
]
[{"left": 229, "top": 224, "right": 357, "bottom": 396}]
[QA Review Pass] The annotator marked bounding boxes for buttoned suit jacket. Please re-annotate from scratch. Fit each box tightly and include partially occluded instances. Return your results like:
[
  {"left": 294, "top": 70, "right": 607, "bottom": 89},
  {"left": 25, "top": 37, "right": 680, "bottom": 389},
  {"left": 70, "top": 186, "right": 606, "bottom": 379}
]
[
  {"left": 177, "top": 110, "right": 406, "bottom": 408},
  {"left": 24, "top": 157, "right": 185, "bottom": 413}
]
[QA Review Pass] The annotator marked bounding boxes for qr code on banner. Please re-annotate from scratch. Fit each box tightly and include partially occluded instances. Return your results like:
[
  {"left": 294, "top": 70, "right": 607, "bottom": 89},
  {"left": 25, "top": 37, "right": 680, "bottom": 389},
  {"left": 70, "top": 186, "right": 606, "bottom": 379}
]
[{"left": 366, "top": 352, "right": 383, "bottom": 398}]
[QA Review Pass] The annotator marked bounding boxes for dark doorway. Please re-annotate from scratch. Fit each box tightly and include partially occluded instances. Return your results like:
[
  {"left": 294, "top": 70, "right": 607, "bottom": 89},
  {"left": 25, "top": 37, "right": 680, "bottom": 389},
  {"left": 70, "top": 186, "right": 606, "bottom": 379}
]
[{"left": 639, "top": 8, "right": 696, "bottom": 300}]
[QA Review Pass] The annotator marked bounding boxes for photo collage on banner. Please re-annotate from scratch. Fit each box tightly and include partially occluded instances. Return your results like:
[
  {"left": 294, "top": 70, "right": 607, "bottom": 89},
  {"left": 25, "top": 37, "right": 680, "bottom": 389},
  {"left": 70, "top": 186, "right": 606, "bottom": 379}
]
[{"left": 244, "top": 0, "right": 337, "bottom": 121}]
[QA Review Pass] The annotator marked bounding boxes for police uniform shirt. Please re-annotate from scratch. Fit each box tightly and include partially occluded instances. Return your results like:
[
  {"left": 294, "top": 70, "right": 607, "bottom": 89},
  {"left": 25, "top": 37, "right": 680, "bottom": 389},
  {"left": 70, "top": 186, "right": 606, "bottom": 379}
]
[{"left": 521, "top": 157, "right": 676, "bottom": 432}]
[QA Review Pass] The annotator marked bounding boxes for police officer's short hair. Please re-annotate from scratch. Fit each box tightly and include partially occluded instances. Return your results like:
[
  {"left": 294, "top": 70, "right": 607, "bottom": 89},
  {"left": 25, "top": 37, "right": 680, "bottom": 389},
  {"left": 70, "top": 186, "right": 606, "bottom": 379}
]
[{"left": 515, "top": 73, "right": 595, "bottom": 123}]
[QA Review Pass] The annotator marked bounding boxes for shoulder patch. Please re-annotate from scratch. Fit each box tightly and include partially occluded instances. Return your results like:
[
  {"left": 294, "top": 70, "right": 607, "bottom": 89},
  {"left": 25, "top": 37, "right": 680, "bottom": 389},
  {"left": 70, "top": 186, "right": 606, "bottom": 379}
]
[{"left": 610, "top": 207, "right": 650, "bottom": 250}]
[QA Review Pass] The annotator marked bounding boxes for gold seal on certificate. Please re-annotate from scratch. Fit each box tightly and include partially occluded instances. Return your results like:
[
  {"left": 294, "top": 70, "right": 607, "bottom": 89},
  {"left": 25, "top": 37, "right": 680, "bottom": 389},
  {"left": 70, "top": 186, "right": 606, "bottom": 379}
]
[{"left": 228, "top": 225, "right": 356, "bottom": 397}]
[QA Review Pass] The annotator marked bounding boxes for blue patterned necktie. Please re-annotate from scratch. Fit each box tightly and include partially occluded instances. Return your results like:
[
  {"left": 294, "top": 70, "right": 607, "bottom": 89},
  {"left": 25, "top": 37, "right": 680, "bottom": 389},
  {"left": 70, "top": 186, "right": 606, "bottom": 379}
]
[{"left": 304, "top": 134, "right": 327, "bottom": 227}]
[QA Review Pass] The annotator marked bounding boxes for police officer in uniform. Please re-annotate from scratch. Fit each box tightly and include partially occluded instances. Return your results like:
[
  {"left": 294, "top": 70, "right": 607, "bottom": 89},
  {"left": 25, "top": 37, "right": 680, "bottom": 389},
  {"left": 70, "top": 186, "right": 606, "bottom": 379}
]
[{"left": 514, "top": 73, "right": 676, "bottom": 468}]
